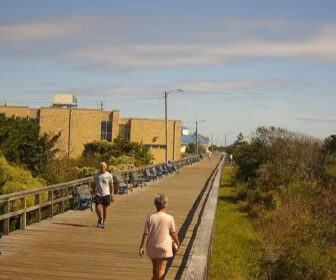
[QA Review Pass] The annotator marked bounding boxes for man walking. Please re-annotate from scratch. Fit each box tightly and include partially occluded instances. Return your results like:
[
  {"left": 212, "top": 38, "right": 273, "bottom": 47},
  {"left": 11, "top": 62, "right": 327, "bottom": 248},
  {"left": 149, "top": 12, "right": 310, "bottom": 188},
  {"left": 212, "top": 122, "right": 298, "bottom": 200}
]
[{"left": 93, "top": 162, "right": 114, "bottom": 229}]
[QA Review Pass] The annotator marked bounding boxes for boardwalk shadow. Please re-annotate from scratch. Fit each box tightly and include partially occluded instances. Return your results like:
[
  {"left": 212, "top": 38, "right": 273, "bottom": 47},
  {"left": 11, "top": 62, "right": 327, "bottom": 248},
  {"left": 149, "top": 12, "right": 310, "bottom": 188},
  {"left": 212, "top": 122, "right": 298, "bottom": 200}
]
[
  {"left": 52, "top": 222, "right": 93, "bottom": 228},
  {"left": 166, "top": 160, "right": 222, "bottom": 280},
  {"left": 74, "top": 206, "right": 93, "bottom": 211}
]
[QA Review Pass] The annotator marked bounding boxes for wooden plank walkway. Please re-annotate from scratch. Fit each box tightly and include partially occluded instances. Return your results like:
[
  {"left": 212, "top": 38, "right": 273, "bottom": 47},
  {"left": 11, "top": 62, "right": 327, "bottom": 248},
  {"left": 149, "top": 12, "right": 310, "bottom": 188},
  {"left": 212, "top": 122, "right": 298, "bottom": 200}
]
[{"left": 0, "top": 156, "right": 220, "bottom": 280}]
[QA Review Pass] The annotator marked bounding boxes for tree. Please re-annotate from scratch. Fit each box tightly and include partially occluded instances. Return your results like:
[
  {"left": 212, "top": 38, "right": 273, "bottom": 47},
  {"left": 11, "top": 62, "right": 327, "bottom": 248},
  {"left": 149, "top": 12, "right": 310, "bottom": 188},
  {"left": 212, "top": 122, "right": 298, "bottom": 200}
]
[
  {"left": 0, "top": 115, "right": 59, "bottom": 176},
  {"left": 82, "top": 138, "right": 153, "bottom": 166},
  {"left": 208, "top": 144, "right": 217, "bottom": 152},
  {"left": 185, "top": 143, "right": 195, "bottom": 154},
  {"left": 323, "top": 135, "right": 336, "bottom": 154},
  {"left": 185, "top": 143, "right": 206, "bottom": 154}
]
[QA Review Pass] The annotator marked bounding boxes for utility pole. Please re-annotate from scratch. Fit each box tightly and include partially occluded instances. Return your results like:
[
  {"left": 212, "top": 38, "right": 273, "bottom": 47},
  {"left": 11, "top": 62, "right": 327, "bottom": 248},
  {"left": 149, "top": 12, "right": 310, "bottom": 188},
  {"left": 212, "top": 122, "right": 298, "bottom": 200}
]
[
  {"left": 165, "top": 91, "right": 168, "bottom": 163},
  {"left": 164, "top": 89, "right": 184, "bottom": 162},
  {"left": 211, "top": 131, "right": 214, "bottom": 153},
  {"left": 195, "top": 120, "right": 205, "bottom": 155},
  {"left": 196, "top": 121, "right": 198, "bottom": 155},
  {"left": 225, "top": 133, "right": 227, "bottom": 147}
]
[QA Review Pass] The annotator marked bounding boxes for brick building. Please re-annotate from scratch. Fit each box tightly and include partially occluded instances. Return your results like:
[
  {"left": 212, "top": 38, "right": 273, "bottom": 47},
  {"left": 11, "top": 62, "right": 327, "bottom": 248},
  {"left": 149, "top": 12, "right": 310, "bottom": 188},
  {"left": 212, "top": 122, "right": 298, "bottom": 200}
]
[{"left": 0, "top": 105, "right": 181, "bottom": 163}]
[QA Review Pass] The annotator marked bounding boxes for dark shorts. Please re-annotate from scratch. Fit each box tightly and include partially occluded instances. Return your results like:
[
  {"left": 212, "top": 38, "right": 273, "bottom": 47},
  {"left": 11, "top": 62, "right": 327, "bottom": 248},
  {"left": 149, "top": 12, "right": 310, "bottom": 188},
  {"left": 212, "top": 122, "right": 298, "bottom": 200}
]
[{"left": 96, "top": 195, "right": 111, "bottom": 207}]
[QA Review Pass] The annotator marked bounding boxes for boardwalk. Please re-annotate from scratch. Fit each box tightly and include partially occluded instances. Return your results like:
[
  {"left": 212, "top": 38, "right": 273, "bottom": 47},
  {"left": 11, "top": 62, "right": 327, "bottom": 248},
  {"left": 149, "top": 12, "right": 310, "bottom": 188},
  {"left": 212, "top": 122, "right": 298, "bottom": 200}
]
[{"left": 0, "top": 156, "right": 220, "bottom": 280}]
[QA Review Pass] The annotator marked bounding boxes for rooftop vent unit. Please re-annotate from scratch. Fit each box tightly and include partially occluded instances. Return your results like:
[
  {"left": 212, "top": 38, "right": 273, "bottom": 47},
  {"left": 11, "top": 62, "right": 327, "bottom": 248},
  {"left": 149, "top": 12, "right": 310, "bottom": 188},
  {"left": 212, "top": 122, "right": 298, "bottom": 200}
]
[{"left": 53, "top": 93, "right": 77, "bottom": 108}]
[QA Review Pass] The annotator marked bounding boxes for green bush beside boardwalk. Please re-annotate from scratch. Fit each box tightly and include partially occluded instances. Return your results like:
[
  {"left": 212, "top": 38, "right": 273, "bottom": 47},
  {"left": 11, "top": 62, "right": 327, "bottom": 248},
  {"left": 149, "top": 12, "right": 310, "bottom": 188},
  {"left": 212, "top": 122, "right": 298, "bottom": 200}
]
[{"left": 211, "top": 127, "right": 336, "bottom": 280}]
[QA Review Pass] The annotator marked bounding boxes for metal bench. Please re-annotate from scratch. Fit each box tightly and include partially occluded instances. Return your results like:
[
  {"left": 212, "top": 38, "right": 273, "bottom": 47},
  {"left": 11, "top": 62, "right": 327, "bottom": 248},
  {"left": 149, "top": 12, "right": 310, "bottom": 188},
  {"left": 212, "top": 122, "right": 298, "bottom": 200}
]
[
  {"left": 163, "top": 164, "right": 173, "bottom": 174},
  {"left": 74, "top": 185, "right": 93, "bottom": 211},
  {"left": 172, "top": 162, "right": 181, "bottom": 174},
  {"left": 144, "top": 169, "right": 157, "bottom": 182},
  {"left": 158, "top": 165, "right": 169, "bottom": 176},
  {"left": 114, "top": 175, "right": 132, "bottom": 195},
  {"left": 155, "top": 166, "right": 165, "bottom": 178},
  {"left": 128, "top": 172, "right": 146, "bottom": 188},
  {"left": 151, "top": 167, "right": 163, "bottom": 179}
]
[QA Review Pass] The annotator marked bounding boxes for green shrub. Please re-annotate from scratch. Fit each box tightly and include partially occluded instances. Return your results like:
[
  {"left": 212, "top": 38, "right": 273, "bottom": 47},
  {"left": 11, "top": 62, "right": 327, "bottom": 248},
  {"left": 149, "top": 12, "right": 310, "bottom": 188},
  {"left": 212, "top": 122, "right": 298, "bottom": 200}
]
[
  {"left": 0, "top": 115, "right": 59, "bottom": 176},
  {"left": 82, "top": 138, "right": 153, "bottom": 165},
  {"left": 0, "top": 155, "right": 47, "bottom": 214},
  {"left": 226, "top": 127, "right": 336, "bottom": 279},
  {"left": 269, "top": 218, "right": 336, "bottom": 280}
]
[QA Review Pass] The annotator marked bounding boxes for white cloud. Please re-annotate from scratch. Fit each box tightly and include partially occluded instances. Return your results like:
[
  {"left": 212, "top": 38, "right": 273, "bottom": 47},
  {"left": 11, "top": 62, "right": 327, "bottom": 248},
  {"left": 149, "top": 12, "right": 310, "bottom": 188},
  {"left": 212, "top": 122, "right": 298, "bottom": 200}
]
[
  {"left": 0, "top": 16, "right": 97, "bottom": 43},
  {"left": 63, "top": 30, "right": 336, "bottom": 69},
  {"left": 76, "top": 78, "right": 302, "bottom": 96},
  {"left": 298, "top": 117, "right": 336, "bottom": 123},
  {"left": 1, "top": 16, "right": 336, "bottom": 69}
]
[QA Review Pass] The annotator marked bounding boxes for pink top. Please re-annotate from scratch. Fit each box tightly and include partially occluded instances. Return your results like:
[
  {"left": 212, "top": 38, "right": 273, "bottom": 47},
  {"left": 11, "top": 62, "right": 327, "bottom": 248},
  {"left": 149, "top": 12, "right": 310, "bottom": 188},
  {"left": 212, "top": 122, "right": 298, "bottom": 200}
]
[{"left": 144, "top": 212, "right": 176, "bottom": 259}]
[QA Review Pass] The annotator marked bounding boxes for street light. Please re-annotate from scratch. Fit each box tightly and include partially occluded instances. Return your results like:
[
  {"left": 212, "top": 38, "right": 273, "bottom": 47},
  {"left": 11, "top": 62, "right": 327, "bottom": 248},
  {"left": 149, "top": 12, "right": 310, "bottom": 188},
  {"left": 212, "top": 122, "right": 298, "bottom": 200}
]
[
  {"left": 165, "top": 89, "right": 184, "bottom": 162},
  {"left": 195, "top": 120, "right": 206, "bottom": 155}
]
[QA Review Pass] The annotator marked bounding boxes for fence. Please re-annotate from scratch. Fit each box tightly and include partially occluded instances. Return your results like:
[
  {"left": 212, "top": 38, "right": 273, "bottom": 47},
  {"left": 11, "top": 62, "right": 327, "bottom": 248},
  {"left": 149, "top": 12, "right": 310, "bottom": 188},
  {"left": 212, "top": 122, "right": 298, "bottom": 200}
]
[
  {"left": 0, "top": 155, "right": 199, "bottom": 236},
  {"left": 184, "top": 155, "right": 224, "bottom": 280}
]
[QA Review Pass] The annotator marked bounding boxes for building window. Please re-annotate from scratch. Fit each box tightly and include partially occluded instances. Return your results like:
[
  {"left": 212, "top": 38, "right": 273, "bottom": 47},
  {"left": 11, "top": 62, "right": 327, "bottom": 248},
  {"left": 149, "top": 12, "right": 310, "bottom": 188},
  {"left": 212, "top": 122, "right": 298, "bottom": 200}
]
[
  {"left": 119, "top": 124, "right": 130, "bottom": 140},
  {"left": 101, "top": 121, "right": 113, "bottom": 141},
  {"left": 146, "top": 145, "right": 167, "bottom": 150}
]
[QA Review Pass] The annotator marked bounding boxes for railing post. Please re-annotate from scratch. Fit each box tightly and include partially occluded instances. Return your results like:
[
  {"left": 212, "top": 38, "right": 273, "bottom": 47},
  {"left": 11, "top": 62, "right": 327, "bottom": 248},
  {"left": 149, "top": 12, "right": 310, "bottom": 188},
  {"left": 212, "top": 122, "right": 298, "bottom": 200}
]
[
  {"left": 20, "top": 197, "right": 27, "bottom": 230},
  {"left": 48, "top": 191, "right": 53, "bottom": 218},
  {"left": 3, "top": 201, "right": 9, "bottom": 235},
  {"left": 35, "top": 193, "right": 41, "bottom": 223},
  {"left": 60, "top": 189, "right": 65, "bottom": 214}
]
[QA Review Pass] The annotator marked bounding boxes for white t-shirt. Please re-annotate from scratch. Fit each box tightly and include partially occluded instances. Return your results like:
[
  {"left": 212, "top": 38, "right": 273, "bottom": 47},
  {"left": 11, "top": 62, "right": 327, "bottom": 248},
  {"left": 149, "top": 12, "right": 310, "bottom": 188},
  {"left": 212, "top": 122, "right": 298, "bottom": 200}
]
[
  {"left": 144, "top": 212, "right": 176, "bottom": 259},
  {"left": 94, "top": 172, "right": 113, "bottom": 196}
]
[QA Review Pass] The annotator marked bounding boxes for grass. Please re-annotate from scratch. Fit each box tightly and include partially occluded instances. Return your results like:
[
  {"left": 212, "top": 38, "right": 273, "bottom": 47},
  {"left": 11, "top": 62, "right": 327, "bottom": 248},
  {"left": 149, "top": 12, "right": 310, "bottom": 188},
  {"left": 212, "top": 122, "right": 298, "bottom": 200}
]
[{"left": 210, "top": 166, "right": 264, "bottom": 280}]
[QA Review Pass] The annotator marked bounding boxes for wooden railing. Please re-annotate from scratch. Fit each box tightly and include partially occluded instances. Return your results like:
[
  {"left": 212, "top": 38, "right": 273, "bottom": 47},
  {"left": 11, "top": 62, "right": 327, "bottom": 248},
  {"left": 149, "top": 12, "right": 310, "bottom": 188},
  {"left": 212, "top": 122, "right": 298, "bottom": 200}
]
[{"left": 0, "top": 155, "right": 200, "bottom": 236}]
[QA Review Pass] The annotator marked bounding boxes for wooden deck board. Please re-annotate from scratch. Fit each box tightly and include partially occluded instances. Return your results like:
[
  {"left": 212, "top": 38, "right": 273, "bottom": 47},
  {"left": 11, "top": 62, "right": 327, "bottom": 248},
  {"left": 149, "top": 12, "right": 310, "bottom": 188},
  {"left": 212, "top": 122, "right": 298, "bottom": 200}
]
[{"left": 0, "top": 157, "right": 219, "bottom": 279}]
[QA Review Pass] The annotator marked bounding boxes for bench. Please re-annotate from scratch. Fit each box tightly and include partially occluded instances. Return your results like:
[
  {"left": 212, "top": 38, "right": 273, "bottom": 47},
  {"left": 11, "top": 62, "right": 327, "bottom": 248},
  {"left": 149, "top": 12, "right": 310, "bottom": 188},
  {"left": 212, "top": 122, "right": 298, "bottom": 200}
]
[
  {"left": 74, "top": 185, "right": 93, "bottom": 211},
  {"left": 151, "top": 167, "right": 163, "bottom": 180},
  {"left": 158, "top": 165, "right": 169, "bottom": 176},
  {"left": 163, "top": 164, "right": 173, "bottom": 174},
  {"left": 155, "top": 166, "right": 165, "bottom": 178},
  {"left": 144, "top": 169, "right": 157, "bottom": 182},
  {"left": 129, "top": 172, "right": 146, "bottom": 188},
  {"left": 171, "top": 162, "right": 181, "bottom": 174},
  {"left": 114, "top": 175, "right": 132, "bottom": 195}
]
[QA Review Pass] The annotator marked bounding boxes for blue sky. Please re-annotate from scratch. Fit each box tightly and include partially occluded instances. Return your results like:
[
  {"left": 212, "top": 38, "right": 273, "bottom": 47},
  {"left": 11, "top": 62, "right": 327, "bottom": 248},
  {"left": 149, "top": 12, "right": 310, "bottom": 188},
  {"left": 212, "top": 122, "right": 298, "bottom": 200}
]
[{"left": 1, "top": 0, "right": 336, "bottom": 145}]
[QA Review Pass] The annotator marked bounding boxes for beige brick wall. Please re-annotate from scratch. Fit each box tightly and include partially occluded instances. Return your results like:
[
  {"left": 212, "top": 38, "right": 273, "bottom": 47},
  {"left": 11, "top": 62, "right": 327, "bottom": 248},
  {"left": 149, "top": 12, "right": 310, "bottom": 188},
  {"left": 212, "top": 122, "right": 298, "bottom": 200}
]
[
  {"left": 69, "top": 109, "right": 108, "bottom": 158},
  {"left": 129, "top": 119, "right": 181, "bottom": 163},
  {"left": 40, "top": 108, "right": 120, "bottom": 158},
  {"left": 110, "top": 110, "right": 120, "bottom": 139},
  {"left": 39, "top": 108, "right": 71, "bottom": 157},
  {"left": 0, "top": 106, "right": 181, "bottom": 163},
  {"left": 0, "top": 106, "right": 39, "bottom": 119},
  {"left": 150, "top": 149, "right": 166, "bottom": 163},
  {"left": 0, "top": 106, "right": 30, "bottom": 118}
]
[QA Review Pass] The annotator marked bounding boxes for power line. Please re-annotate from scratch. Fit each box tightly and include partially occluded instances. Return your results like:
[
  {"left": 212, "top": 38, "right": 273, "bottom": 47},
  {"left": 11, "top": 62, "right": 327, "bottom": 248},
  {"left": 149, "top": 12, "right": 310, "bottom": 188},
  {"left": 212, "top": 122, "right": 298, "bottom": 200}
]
[{"left": 119, "top": 102, "right": 165, "bottom": 111}]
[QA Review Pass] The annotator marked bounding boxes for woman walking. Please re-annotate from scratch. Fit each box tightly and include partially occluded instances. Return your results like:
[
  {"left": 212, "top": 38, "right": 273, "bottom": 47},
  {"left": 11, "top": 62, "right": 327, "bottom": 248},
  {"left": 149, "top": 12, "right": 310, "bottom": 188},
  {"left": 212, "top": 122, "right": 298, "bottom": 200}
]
[{"left": 139, "top": 194, "right": 180, "bottom": 280}]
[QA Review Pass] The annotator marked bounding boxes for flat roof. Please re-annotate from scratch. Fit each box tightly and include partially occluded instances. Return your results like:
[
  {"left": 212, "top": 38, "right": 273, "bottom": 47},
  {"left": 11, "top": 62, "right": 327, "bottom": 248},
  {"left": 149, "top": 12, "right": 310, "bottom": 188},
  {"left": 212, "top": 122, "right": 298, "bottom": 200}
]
[
  {"left": 123, "top": 117, "right": 182, "bottom": 122},
  {"left": 0, "top": 105, "right": 30, "bottom": 109}
]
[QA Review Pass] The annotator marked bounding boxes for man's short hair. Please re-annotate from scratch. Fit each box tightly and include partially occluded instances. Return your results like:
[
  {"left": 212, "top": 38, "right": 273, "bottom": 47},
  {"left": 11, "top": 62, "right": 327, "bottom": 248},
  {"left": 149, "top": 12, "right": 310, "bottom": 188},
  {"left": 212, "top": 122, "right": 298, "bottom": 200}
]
[
  {"left": 154, "top": 194, "right": 168, "bottom": 210},
  {"left": 100, "top": 162, "right": 107, "bottom": 168}
]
